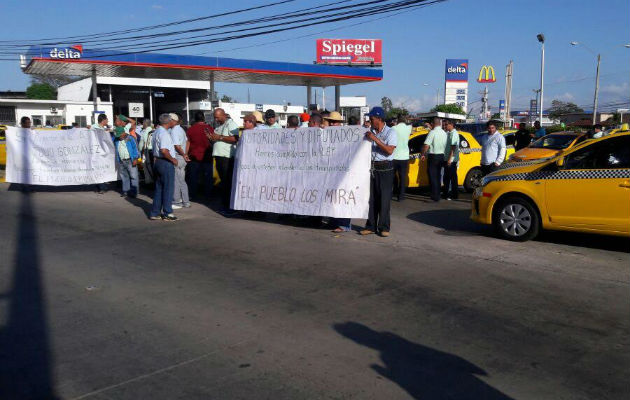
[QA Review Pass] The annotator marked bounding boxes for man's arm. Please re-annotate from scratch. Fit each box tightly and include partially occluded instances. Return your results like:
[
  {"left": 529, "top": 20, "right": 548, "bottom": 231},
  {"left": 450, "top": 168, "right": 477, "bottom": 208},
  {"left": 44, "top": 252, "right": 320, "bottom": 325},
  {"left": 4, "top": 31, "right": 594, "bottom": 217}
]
[
  {"left": 160, "top": 148, "right": 178, "bottom": 166},
  {"left": 495, "top": 137, "right": 506, "bottom": 165},
  {"left": 447, "top": 145, "right": 456, "bottom": 165},
  {"left": 366, "top": 131, "right": 395, "bottom": 156}
]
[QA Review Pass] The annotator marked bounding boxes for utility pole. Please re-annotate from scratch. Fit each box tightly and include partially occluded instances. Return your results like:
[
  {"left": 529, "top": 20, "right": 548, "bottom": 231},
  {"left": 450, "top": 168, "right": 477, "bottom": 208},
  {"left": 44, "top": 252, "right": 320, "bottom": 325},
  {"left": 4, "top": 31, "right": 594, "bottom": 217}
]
[
  {"left": 537, "top": 34, "right": 545, "bottom": 124},
  {"left": 592, "top": 54, "right": 601, "bottom": 125},
  {"left": 480, "top": 86, "right": 489, "bottom": 120},
  {"left": 504, "top": 61, "right": 513, "bottom": 126},
  {"left": 247, "top": 88, "right": 251, "bottom": 104}
]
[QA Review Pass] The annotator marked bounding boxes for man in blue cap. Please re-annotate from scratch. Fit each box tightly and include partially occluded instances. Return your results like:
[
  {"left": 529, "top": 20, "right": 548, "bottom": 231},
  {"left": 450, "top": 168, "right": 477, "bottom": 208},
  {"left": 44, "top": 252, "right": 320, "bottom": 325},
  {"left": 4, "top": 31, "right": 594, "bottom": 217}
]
[{"left": 360, "top": 106, "right": 398, "bottom": 237}]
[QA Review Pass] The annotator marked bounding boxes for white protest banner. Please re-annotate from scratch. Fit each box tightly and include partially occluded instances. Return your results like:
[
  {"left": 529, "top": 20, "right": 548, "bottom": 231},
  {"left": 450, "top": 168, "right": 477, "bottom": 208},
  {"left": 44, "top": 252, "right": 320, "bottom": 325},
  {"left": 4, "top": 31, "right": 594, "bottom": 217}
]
[
  {"left": 6, "top": 127, "right": 117, "bottom": 185},
  {"left": 232, "top": 127, "right": 371, "bottom": 218}
]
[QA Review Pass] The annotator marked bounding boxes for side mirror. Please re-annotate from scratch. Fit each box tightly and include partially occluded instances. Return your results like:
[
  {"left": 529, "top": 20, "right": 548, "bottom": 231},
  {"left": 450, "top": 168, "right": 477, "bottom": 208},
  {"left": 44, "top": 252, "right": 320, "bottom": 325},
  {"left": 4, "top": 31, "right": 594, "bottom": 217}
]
[{"left": 556, "top": 157, "right": 564, "bottom": 168}]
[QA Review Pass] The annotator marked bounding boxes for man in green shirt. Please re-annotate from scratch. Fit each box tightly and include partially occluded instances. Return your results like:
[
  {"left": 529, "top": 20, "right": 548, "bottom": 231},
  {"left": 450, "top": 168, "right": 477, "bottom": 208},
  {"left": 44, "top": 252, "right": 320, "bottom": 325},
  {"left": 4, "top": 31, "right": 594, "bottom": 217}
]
[
  {"left": 208, "top": 108, "right": 239, "bottom": 215},
  {"left": 442, "top": 119, "right": 460, "bottom": 200},
  {"left": 392, "top": 115, "right": 412, "bottom": 201},
  {"left": 420, "top": 117, "right": 448, "bottom": 201}
]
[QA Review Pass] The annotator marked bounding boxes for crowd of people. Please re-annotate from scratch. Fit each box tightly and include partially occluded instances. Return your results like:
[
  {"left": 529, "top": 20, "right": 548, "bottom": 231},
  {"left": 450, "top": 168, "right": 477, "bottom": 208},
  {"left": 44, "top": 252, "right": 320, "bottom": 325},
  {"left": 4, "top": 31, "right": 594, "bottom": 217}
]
[{"left": 13, "top": 108, "right": 527, "bottom": 237}]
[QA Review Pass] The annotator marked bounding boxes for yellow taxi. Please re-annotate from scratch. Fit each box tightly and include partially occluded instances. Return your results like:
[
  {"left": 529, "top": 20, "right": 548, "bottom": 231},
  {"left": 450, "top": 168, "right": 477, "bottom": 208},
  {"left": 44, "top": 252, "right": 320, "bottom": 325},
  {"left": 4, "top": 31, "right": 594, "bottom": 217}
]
[
  {"left": 508, "top": 132, "right": 586, "bottom": 163},
  {"left": 408, "top": 127, "right": 515, "bottom": 192},
  {"left": 471, "top": 132, "right": 630, "bottom": 241}
]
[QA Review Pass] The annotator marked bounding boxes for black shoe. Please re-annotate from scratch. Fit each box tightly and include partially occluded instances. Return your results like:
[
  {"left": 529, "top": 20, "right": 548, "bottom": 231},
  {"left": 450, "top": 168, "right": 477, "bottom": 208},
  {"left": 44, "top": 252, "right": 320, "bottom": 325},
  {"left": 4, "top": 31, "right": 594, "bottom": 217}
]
[
  {"left": 121, "top": 192, "right": 128, "bottom": 198},
  {"left": 162, "top": 213, "right": 178, "bottom": 221}
]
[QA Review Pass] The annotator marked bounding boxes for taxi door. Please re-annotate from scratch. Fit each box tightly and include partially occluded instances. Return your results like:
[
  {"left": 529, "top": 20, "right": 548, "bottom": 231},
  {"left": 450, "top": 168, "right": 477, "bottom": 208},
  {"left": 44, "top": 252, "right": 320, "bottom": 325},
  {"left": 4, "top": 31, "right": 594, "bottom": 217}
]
[
  {"left": 545, "top": 135, "right": 630, "bottom": 233},
  {"left": 407, "top": 133, "right": 429, "bottom": 187}
]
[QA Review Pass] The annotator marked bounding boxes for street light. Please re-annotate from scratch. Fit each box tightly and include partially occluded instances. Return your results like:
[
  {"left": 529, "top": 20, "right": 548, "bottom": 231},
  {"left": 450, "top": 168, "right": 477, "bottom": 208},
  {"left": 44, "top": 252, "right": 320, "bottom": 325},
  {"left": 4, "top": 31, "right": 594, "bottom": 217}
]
[
  {"left": 537, "top": 34, "right": 545, "bottom": 125},
  {"left": 571, "top": 41, "right": 601, "bottom": 125},
  {"left": 423, "top": 83, "right": 440, "bottom": 107}
]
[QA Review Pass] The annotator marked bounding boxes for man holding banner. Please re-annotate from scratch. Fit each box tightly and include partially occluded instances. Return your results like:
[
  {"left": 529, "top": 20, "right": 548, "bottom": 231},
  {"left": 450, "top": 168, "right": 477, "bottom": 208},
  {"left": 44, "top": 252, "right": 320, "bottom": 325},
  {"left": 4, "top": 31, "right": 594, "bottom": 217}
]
[{"left": 360, "top": 107, "right": 397, "bottom": 237}]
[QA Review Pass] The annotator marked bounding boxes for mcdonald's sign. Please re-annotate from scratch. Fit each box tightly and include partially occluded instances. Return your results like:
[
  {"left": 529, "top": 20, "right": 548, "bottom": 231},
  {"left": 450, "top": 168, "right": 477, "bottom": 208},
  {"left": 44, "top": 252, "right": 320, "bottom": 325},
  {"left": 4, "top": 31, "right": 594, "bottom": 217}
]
[{"left": 477, "top": 65, "right": 496, "bottom": 83}]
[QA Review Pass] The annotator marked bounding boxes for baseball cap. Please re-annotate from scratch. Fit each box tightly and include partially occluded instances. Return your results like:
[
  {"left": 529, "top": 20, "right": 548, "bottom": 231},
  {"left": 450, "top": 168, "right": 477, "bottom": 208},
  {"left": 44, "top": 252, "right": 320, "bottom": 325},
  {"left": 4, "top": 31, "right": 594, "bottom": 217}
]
[
  {"left": 252, "top": 111, "right": 264, "bottom": 123},
  {"left": 265, "top": 109, "right": 276, "bottom": 119},
  {"left": 368, "top": 107, "right": 385, "bottom": 119},
  {"left": 169, "top": 113, "right": 180, "bottom": 122},
  {"left": 243, "top": 114, "right": 257, "bottom": 125}
]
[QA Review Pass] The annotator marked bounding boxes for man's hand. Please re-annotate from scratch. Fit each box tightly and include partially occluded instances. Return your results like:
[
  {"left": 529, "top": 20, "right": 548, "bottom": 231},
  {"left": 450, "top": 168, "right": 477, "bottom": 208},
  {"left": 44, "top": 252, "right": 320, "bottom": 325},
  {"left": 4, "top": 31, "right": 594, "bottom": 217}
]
[
  {"left": 420, "top": 155, "right": 426, "bottom": 161},
  {"left": 493, "top": 162, "right": 500, "bottom": 167},
  {"left": 172, "top": 158, "right": 178, "bottom": 167},
  {"left": 365, "top": 131, "right": 377, "bottom": 142},
  {"left": 447, "top": 160, "right": 452, "bottom": 167},
  {"left": 132, "top": 159, "right": 138, "bottom": 167},
  {"left": 184, "top": 155, "right": 191, "bottom": 162}
]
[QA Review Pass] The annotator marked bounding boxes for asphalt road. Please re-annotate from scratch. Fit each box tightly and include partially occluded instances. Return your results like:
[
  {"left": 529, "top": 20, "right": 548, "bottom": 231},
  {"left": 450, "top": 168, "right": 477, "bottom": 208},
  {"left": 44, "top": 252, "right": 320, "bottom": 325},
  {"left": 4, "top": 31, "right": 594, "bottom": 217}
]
[{"left": 0, "top": 184, "right": 628, "bottom": 400}]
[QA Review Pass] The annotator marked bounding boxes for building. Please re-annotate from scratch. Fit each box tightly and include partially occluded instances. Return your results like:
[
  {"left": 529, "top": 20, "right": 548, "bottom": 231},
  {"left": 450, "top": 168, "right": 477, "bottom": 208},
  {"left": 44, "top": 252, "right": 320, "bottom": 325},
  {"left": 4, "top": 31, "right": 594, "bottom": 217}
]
[
  {"left": 0, "top": 98, "right": 113, "bottom": 127},
  {"left": 559, "top": 112, "right": 614, "bottom": 126},
  {"left": 339, "top": 96, "right": 369, "bottom": 122}
]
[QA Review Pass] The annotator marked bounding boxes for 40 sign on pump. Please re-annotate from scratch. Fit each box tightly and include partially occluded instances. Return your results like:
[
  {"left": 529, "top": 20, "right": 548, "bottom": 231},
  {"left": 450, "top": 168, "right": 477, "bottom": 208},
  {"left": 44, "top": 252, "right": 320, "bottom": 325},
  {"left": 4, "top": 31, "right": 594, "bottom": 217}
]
[{"left": 316, "top": 39, "right": 382, "bottom": 66}]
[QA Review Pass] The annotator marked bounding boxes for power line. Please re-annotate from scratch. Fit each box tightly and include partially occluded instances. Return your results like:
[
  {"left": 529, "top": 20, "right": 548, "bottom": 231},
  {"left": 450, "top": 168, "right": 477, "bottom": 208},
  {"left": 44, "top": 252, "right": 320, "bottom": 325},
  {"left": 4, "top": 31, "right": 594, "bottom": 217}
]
[{"left": 0, "top": 0, "right": 299, "bottom": 45}]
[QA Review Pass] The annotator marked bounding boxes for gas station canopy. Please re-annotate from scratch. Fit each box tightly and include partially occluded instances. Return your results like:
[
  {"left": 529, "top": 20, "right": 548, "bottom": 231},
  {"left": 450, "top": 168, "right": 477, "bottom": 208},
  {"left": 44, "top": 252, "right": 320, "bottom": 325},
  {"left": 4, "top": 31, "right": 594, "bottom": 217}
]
[{"left": 22, "top": 46, "right": 382, "bottom": 87}]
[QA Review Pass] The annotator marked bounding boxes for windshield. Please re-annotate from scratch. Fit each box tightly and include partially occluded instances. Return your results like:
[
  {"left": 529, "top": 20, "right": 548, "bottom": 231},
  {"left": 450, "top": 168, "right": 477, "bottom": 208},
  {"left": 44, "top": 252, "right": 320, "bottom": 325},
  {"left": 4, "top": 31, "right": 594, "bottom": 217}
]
[{"left": 530, "top": 134, "right": 578, "bottom": 150}]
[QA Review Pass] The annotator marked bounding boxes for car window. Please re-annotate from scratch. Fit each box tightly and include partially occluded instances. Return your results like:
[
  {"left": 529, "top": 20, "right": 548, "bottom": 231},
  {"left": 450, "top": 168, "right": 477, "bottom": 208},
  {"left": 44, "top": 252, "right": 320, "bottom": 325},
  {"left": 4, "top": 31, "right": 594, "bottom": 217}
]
[
  {"left": 504, "top": 133, "right": 516, "bottom": 146},
  {"left": 408, "top": 134, "right": 427, "bottom": 154},
  {"left": 459, "top": 135, "right": 471, "bottom": 149},
  {"left": 564, "top": 136, "right": 630, "bottom": 170}
]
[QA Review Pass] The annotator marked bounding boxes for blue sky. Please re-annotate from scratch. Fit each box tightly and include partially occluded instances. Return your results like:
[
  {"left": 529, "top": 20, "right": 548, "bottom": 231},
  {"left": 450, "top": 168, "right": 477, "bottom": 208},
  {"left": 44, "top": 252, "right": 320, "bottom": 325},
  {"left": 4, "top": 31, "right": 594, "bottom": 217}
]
[{"left": 1, "top": 0, "right": 628, "bottom": 114}]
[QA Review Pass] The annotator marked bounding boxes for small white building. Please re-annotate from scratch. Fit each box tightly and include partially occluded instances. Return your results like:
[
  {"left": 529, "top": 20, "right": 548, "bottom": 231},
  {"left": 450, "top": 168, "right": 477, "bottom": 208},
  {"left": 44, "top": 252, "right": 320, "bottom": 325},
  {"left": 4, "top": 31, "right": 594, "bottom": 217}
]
[
  {"left": 0, "top": 98, "right": 113, "bottom": 127},
  {"left": 192, "top": 101, "right": 306, "bottom": 127}
]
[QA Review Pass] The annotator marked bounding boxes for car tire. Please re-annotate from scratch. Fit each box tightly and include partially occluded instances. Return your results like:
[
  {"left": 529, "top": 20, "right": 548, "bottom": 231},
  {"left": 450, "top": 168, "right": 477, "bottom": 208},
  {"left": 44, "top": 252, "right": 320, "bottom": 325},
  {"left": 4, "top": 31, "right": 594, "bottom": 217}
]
[
  {"left": 493, "top": 196, "right": 540, "bottom": 241},
  {"left": 464, "top": 167, "right": 483, "bottom": 192}
]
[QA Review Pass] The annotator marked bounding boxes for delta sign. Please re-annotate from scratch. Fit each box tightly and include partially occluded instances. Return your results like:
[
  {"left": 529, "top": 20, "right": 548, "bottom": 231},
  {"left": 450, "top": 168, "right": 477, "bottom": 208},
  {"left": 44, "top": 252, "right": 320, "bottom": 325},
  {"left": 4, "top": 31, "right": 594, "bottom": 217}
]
[
  {"left": 444, "top": 59, "right": 469, "bottom": 113},
  {"left": 445, "top": 59, "right": 469, "bottom": 82},
  {"left": 49, "top": 45, "right": 83, "bottom": 59},
  {"left": 316, "top": 39, "right": 382, "bottom": 66}
]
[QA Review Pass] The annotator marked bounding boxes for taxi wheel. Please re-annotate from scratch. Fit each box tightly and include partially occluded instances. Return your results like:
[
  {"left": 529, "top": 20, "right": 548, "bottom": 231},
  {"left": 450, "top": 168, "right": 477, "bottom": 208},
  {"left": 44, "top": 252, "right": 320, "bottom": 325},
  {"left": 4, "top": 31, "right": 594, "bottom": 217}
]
[
  {"left": 493, "top": 196, "right": 540, "bottom": 241},
  {"left": 464, "top": 168, "right": 483, "bottom": 192}
]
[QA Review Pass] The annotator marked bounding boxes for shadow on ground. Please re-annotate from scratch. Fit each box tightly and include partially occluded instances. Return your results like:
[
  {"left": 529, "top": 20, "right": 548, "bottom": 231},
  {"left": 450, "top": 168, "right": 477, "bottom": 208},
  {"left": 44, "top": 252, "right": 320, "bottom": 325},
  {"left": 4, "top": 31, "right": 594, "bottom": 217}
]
[
  {"left": 0, "top": 193, "right": 58, "bottom": 399},
  {"left": 334, "top": 322, "right": 513, "bottom": 400},
  {"left": 408, "top": 209, "right": 629, "bottom": 252},
  {"left": 407, "top": 209, "right": 487, "bottom": 236}
]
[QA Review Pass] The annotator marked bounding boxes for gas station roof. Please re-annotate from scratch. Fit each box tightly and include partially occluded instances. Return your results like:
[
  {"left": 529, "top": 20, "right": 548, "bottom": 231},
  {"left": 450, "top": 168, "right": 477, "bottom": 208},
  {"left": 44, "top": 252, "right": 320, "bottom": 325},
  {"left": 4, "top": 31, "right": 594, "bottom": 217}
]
[{"left": 22, "top": 46, "right": 382, "bottom": 87}]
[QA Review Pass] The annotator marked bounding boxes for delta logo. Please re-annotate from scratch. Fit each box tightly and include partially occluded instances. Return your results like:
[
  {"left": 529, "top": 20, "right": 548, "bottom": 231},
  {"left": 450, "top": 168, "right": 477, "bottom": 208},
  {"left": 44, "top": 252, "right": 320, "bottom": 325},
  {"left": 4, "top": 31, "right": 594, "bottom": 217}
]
[
  {"left": 447, "top": 62, "right": 468, "bottom": 75},
  {"left": 49, "top": 45, "right": 83, "bottom": 59}
]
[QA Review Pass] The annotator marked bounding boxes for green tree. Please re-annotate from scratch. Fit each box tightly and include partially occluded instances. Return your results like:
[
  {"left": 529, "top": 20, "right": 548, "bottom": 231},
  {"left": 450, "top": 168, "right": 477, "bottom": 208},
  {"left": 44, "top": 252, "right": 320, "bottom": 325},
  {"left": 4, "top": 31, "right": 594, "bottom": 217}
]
[
  {"left": 26, "top": 83, "right": 56, "bottom": 100},
  {"left": 381, "top": 96, "right": 393, "bottom": 113},
  {"left": 548, "top": 100, "right": 583, "bottom": 120},
  {"left": 430, "top": 103, "right": 465, "bottom": 115},
  {"left": 220, "top": 94, "right": 235, "bottom": 103},
  {"left": 387, "top": 106, "right": 409, "bottom": 120}
]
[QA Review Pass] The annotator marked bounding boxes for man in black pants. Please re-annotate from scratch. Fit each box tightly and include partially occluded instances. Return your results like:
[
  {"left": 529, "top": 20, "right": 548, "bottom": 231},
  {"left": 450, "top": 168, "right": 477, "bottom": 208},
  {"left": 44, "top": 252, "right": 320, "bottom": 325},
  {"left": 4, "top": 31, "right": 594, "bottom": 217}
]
[
  {"left": 420, "top": 117, "right": 448, "bottom": 202},
  {"left": 207, "top": 108, "right": 239, "bottom": 216},
  {"left": 442, "top": 119, "right": 460, "bottom": 200},
  {"left": 360, "top": 107, "right": 398, "bottom": 238}
]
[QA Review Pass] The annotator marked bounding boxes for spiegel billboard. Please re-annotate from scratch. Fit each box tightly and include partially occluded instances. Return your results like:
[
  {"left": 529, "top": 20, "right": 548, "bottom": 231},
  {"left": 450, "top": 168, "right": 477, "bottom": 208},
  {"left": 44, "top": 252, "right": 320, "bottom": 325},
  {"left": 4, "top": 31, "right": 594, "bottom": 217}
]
[{"left": 316, "top": 39, "right": 382, "bottom": 66}]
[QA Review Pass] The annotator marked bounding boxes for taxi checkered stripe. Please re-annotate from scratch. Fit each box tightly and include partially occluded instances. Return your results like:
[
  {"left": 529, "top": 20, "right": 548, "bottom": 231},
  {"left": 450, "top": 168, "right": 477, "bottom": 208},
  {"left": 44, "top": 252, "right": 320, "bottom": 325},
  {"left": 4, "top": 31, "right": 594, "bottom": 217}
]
[
  {"left": 497, "top": 159, "right": 549, "bottom": 170},
  {"left": 492, "top": 169, "right": 630, "bottom": 182},
  {"left": 460, "top": 147, "right": 481, "bottom": 154}
]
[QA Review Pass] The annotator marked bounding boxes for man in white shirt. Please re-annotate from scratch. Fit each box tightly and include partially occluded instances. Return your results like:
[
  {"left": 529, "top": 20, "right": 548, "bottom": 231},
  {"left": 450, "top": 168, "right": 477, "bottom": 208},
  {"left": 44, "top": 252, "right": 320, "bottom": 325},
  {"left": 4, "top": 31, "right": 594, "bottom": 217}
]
[
  {"left": 169, "top": 113, "right": 191, "bottom": 209},
  {"left": 208, "top": 108, "right": 239, "bottom": 215},
  {"left": 149, "top": 113, "right": 179, "bottom": 221},
  {"left": 480, "top": 121, "right": 506, "bottom": 176}
]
